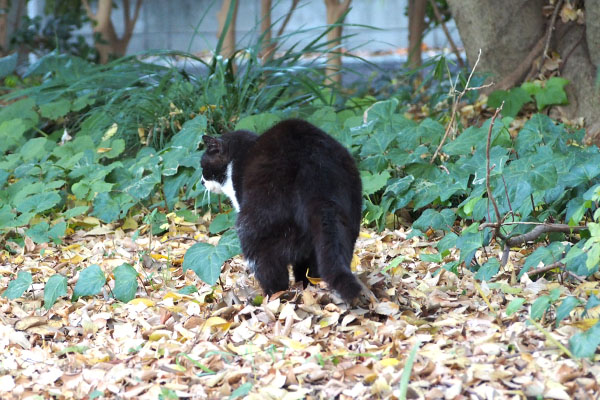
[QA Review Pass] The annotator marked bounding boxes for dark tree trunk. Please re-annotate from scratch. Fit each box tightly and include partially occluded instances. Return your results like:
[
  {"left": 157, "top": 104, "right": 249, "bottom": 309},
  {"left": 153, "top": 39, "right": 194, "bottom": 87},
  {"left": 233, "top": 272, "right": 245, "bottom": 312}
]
[
  {"left": 448, "top": 0, "right": 600, "bottom": 145},
  {"left": 407, "top": 0, "right": 427, "bottom": 68}
]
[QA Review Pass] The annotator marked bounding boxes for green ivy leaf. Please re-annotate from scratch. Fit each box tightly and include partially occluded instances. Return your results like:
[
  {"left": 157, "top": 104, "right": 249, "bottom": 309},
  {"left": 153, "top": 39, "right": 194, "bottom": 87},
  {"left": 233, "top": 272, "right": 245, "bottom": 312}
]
[
  {"left": 16, "top": 191, "right": 62, "bottom": 214},
  {"left": 530, "top": 295, "right": 551, "bottom": 320},
  {"left": 44, "top": 274, "right": 68, "bottom": 309},
  {"left": 91, "top": 192, "right": 135, "bottom": 223},
  {"left": 63, "top": 205, "right": 90, "bottom": 219},
  {"left": 534, "top": 77, "right": 569, "bottom": 110},
  {"left": 437, "top": 232, "right": 458, "bottom": 254},
  {"left": 113, "top": 263, "right": 138, "bottom": 303},
  {"left": 555, "top": 296, "right": 580, "bottom": 326},
  {"left": 488, "top": 87, "right": 532, "bottom": 118},
  {"left": 475, "top": 258, "right": 500, "bottom": 281},
  {"left": 26, "top": 221, "right": 67, "bottom": 244},
  {"left": 2, "top": 271, "right": 32, "bottom": 299},
  {"left": 506, "top": 298, "right": 526, "bottom": 316},
  {"left": 0, "top": 118, "right": 28, "bottom": 152},
  {"left": 456, "top": 230, "right": 483, "bottom": 263},
  {"left": 39, "top": 99, "right": 71, "bottom": 120},
  {"left": 569, "top": 321, "right": 600, "bottom": 359},
  {"left": 413, "top": 208, "right": 456, "bottom": 232},
  {"left": 209, "top": 212, "right": 237, "bottom": 234},
  {"left": 73, "top": 264, "right": 106, "bottom": 299},
  {"left": 26, "top": 221, "right": 51, "bottom": 243},
  {"left": 178, "top": 285, "right": 198, "bottom": 295},
  {"left": 419, "top": 253, "right": 442, "bottom": 263},
  {"left": 183, "top": 230, "right": 241, "bottom": 285},
  {"left": 361, "top": 170, "right": 391, "bottom": 195},
  {"left": 229, "top": 382, "right": 253, "bottom": 400}
]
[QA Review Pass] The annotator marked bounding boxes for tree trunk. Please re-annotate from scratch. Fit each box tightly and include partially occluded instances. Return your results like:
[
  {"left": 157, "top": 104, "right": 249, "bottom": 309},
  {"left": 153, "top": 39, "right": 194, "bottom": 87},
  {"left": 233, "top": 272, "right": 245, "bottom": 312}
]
[
  {"left": 448, "top": 0, "right": 600, "bottom": 145},
  {"left": 324, "top": 0, "right": 351, "bottom": 85},
  {"left": 407, "top": 0, "right": 427, "bottom": 68},
  {"left": 260, "top": 0, "right": 273, "bottom": 59},
  {"left": 82, "top": 0, "right": 143, "bottom": 63},
  {"left": 0, "top": 0, "right": 7, "bottom": 56},
  {"left": 216, "top": 0, "right": 239, "bottom": 59}
]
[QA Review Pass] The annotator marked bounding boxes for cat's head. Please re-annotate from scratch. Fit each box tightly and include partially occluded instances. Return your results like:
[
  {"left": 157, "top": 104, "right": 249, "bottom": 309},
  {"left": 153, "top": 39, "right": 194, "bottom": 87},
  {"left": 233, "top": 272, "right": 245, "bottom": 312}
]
[{"left": 201, "top": 135, "right": 230, "bottom": 194}]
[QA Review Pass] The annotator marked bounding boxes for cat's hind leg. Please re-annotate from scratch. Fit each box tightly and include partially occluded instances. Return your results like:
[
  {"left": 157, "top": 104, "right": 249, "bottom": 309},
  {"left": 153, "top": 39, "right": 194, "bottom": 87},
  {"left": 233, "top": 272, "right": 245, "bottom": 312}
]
[
  {"left": 247, "top": 244, "right": 291, "bottom": 297},
  {"left": 309, "top": 202, "right": 362, "bottom": 303},
  {"left": 292, "top": 251, "right": 319, "bottom": 287}
]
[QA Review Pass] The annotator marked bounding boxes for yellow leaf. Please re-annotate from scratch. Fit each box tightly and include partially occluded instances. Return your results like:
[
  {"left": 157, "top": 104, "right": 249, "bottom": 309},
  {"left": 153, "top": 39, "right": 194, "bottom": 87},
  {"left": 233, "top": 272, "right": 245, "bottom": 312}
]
[
  {"left": 102, "top": 123, "right": 118, "bottom": 141},
  {"left": 82, "top": 216, "right": 101, "bottom": 226},
  {"left": 138, "top": 127, "right": 145, "bottom": 142},
  {"left": 62, "top": 243, "right": 81, "bottom": 251},
  {"left": 379, "top": 358, "right": 400, "bottom": 367},
  {"left": 276, "top": 336, "right": 307, "bottom": 350},
  {"left": 122, "top": 216, "right": 138, "bottom": 231},
  {"left": 306, "top": 268, "right": 322, "bottom": 285},
  {"left": 569, "top": 318, "right": 599, "bottom": 331},
  {"left": 359, "top": 231, "right": 372, "bottom": 238},
  {"left": 203, "top": 316, "right": 231, "bottom": 333},
  {"left": 350, "top": 254, "right": 360, "bottom": 271},
  {"left": 60, "top": 254, "right": 83, "bottom": 264},
  {"left": 151, "top": 253, "right": 168, "bottom": 260},
  {"left": 97, "top": 147, "right": 112, "bottom": 153},
  {"left": 149, "top": 329, "right": 172, "bottom": 341},
  {"left": 164, "top": 292, "right": 183, "bottom": 301},
  {"left": 128, "top": 298, "right": 155, "bottom": 307}
]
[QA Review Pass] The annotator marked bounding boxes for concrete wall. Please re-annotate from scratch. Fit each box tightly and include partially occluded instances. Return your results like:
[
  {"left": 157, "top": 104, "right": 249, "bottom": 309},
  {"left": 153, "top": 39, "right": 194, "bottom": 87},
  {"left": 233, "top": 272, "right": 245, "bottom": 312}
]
[{"left": 29, "top": 0, "right": 462, "bottom": 56}]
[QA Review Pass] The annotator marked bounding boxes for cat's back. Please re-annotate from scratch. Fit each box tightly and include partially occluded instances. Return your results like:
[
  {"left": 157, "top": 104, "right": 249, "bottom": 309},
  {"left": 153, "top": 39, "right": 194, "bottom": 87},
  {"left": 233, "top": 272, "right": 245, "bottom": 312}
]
[
  {"left": 242, "top": 119, "right": 361, "bottom": 205},
  {"left": 251, "top": 119, "right": 350, "bottom": 164}
]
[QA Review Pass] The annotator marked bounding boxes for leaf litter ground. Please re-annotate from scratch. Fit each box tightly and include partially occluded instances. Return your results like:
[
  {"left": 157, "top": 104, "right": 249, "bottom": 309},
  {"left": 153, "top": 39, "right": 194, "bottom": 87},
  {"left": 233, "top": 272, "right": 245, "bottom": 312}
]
[{"left": 1, "top": 215, "right": 599, "bottom": 399}]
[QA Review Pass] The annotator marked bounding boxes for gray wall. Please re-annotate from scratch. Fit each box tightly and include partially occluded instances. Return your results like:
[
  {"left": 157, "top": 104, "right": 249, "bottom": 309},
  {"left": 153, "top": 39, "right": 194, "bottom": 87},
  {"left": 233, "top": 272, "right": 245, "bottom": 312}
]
[{"left": 30, "top": 0, "right": 461, "bottom": 57}]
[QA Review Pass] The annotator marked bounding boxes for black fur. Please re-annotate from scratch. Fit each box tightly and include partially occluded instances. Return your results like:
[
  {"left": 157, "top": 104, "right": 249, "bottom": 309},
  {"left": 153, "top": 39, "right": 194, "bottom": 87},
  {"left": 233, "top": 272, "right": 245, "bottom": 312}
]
[{"left": 201, "top": 119, "right": 363, "bottom": 302}]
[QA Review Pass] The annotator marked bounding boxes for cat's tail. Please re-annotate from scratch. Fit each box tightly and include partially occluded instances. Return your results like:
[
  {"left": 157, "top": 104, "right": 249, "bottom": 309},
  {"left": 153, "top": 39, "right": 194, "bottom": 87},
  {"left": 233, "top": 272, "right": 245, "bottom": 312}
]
[{"left": 310, "top": 201, "right": 362, "bottom": 303}]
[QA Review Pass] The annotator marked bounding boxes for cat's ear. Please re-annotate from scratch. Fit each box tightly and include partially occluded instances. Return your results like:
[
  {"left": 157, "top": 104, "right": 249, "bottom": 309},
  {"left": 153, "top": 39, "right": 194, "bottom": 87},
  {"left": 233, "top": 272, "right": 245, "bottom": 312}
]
[{"left": 203, "top": 135, "right": 223, "bottom": 154}]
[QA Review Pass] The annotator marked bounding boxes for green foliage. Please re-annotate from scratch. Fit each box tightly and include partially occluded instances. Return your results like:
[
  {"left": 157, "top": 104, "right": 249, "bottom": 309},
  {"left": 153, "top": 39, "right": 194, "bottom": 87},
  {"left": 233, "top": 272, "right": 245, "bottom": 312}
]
[
  {"left": 73, "top": 264, "right": 106, "bottom": 299},
  {"left": 570, "top": 321, "right": 600, "bottom": 359},
  {"left": 488, "top": 77, "right": 570, "bottom": 117},
  {"left": 112, "top": 263, "right": 139, "bottom": 303},
  {"left": 505, "top": 298, "right": 526, "bottom": 316},
  {"left": 183, "top": 230, "right": 241, "bottom": 286},
  {"left": 44, "top": 274, "right": 68, "bottom": 309},
  {"left": 2, "top": 271, "right": 32, "bottom": 299}
]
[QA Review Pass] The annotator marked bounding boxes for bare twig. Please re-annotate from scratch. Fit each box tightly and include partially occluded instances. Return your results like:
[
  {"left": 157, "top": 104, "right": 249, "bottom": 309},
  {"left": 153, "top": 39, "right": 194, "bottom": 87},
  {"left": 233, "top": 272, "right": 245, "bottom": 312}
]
[
  {"left": 430, "top": 49, "right": 484, "bottom": 164},
  {"left": 505, "top": 224, "right": 587, "bottom": 247},
  {"left": 501, "top": 175, "right": 514, "bottom": 222},
  {"left": 277, "top": 0, "right": 300, "bottom": 37},
  {"left": 428, "top": 0, "right": 465, "bottom": 69},
  {"left": 526, "top": 261, "right": 563, "bottom": 278},
  {"left": 485, "top": 104, "right": 504, "bottom": 240},
  {"left": 542, "top": 0, "right": 564, "bottom": 61}
]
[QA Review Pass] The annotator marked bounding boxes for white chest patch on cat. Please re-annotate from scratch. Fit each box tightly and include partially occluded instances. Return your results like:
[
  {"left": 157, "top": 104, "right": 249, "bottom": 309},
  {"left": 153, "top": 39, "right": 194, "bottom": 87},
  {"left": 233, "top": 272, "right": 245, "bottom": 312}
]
[{"left": 203, "top": 162, "right": 240, "bottom": 212}]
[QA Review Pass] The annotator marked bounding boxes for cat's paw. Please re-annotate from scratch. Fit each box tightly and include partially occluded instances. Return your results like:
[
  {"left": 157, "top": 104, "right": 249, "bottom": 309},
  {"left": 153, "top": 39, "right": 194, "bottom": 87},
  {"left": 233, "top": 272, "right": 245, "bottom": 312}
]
[{"left": 348, "top": 279, "right": 376, "bottom": 309}]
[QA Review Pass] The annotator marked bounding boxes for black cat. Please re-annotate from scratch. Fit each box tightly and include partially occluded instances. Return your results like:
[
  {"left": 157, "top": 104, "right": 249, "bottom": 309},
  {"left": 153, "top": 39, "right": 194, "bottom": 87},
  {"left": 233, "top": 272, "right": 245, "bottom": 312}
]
[{"left": 201, "top": 119, "right": 363, "bottom": 303}]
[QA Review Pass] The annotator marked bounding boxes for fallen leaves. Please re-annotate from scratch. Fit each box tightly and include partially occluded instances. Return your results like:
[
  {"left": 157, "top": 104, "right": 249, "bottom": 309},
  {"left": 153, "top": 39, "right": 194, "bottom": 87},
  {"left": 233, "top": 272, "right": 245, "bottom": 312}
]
[{"left": 0, "top": 220, "right": 599, "bottom": 399}]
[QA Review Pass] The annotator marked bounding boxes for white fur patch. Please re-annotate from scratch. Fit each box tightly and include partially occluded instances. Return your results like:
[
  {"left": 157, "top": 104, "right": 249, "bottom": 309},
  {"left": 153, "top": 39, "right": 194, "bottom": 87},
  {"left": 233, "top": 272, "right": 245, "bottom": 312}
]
[
  {"left": 246, "top": 259, "right": 256, "bottom": 273},
  {"left": 203, "top": 162, "right": 240, "bottom": 211}
]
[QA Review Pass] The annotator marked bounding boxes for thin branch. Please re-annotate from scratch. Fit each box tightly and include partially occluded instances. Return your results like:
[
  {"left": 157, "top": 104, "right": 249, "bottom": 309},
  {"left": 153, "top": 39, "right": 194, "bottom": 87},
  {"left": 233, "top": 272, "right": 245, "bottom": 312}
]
[
  {"left": 485, "top": 104, "right": 504, "bottom": 240},
  {"left": 276, "top": 0, "right": 300, "bottom": 37},
  {"left": 506, "top": 224, "right": 587, "bottom": 247},
  {"left": 430, "top": 48, "right": 484, "bottom": 164},
  {"left": 525, "top": 261, "right": 563, "bottom": 278},
  {"left": 542, "top": 0, "right": 564, "bottom": 61},
  {"left": 428, "top": 0, "right": 464, "bottom": 69},
  {"left": 501, "top": 175, "right": 514, "bottom": 222}
]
